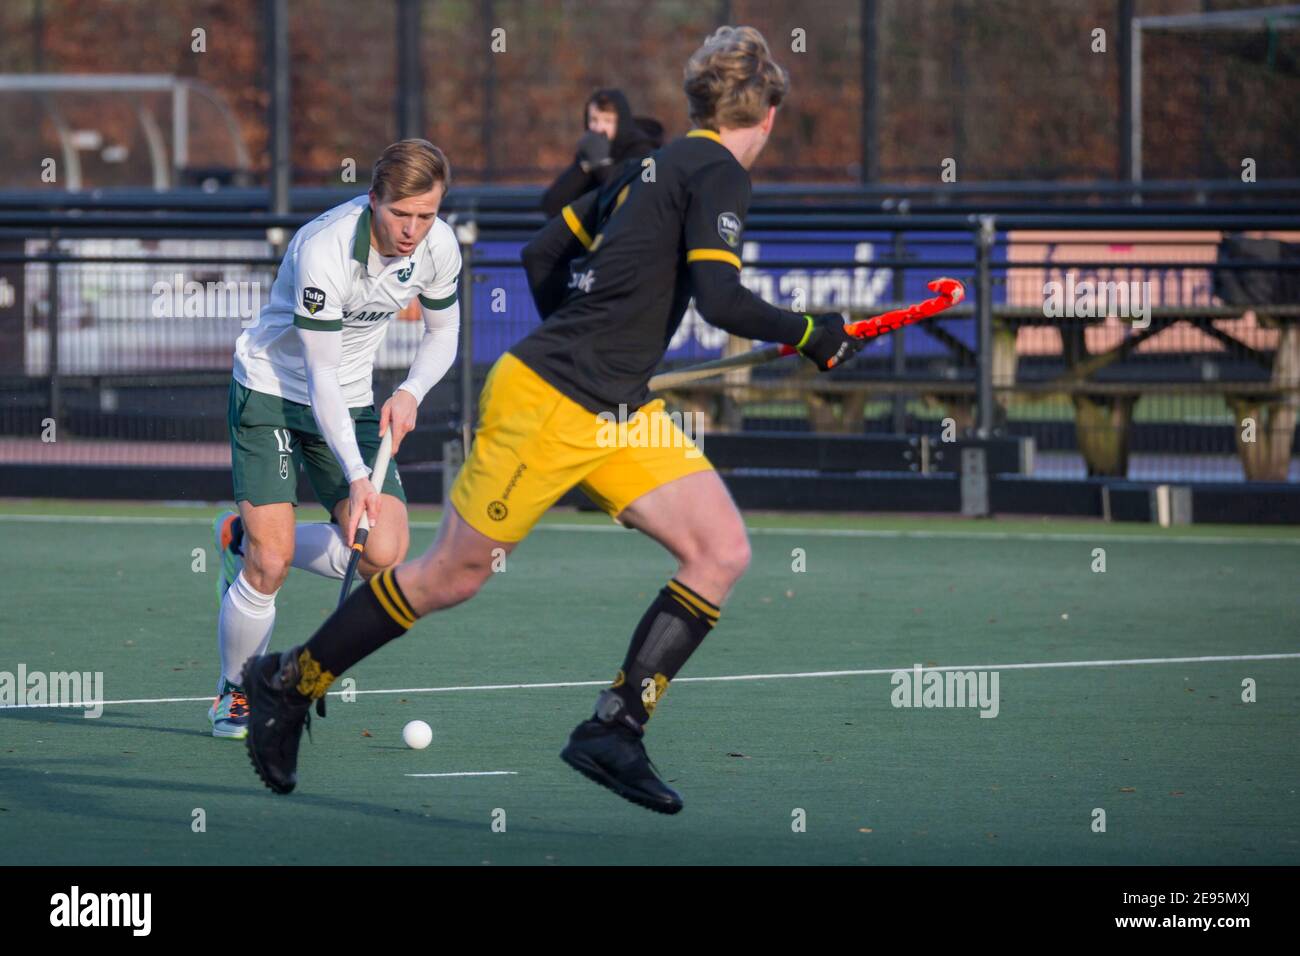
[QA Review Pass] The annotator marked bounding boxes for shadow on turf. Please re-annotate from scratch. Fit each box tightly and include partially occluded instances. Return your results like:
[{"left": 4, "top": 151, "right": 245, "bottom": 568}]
[
  {"left": 0, "top": 753, "right": 592, "bottom": 841},
  {"left": 0, "top": 710, "right": 626, "bottom": 843},
  {"left": 1, "top": 707, "right": 213, "bottom": 737}
]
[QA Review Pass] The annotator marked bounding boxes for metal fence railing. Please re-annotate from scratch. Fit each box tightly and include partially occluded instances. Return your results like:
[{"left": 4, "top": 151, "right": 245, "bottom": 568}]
[{"left": 1, "top": 206, "right": 1298, "bottom": 485}]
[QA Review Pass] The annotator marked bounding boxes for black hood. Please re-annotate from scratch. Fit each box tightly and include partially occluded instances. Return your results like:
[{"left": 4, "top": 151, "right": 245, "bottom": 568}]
[
  {"left": 633, "top": 115, "right": 665, "bottom": 150},
  {"left": 585, "top": 88, "right": 654, "bottom": 160}
]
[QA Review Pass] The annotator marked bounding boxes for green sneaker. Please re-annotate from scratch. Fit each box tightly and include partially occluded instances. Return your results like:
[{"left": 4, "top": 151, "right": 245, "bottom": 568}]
[
  {"left": 209, "top": 679, "right": 251, "bottom": 739},
  {"left": 213, "top": 511, "right": 243, "bottom": 606}
]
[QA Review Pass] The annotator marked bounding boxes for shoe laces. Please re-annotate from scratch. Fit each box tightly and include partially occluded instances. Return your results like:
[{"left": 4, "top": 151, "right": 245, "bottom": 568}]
[
  {"left": 228, "top": 690, "right": 249, "bottom": 719},
  {"left": 640, "top": 744, "right": 665, "bottom": 779},
  {"left": 280, "top": 688, "right": 312, "bottom": 743},
  {"left": 618, "top": 726, "right": 662, "bottom": 777}
]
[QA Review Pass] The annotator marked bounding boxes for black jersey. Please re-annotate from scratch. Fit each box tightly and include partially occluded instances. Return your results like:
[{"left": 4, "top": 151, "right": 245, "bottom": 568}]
[{"left": 511, "top": 130, "right": 807, "bottom": 414}]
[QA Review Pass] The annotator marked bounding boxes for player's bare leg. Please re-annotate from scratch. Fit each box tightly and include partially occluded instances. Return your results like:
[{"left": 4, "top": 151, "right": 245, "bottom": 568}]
[
  {"left": 210, "top": 501, "right": 295, "bottom": 738},
  {"left": 236, "top": 500, "right": 297, "bottom": 593},
  {"left": 331, "top": 493, "right": 411, "bottom": 579},
  {"left": 393, "top": 505, "right": 515, "bottom": 613},
  {"left": 560, "top": 470, "right": 749, "bottom": 814},
  {"left": 614, "top": 470, "right": 751, "bottom": 603}
]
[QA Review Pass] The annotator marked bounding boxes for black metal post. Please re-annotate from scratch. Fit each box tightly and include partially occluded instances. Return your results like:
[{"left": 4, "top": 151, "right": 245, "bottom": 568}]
[
  {"left": 46, "top": 230, "right": 60, "bottom": 426},
  {"left": 481, "top": 0, "right": 495, "bottom": 182},
  {"left": 952, "top": 0, "right": 967, "bottom": 173},
  {"left": 861, "top": 0, "right": 878, "bottom": 182},
  {"left": 975, "top": 215, "right": 995, "bottom": 438},
  {"left": 396, "top": 0, "right": 425, "bottom": 139},
  {"left": 267, "top": 0, "right": 290, "bottom": 217},
  {"left": 1197, "top": 0, "right": 1212, "bottom": 179},
  {"left": 1118, "top": 0, "right": 1134, "bottom": 183},
  {"left": 890, "top": 230, "right": 905, "bottom": 432},
  {"left": 457, "top": 223, "right": 476, "bottom": 452}
]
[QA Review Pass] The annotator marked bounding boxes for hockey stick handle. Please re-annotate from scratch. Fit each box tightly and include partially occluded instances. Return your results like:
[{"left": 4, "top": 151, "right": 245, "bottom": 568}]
[
  {"left": 648, "top": 343, "right": 785, "bottom": 391},
  {"left": 354, "top": 428, "right": 394, "bottom": 541},
  {"left": 324, "top": 429, "right": 394, "bottom": 718},
  {"left": 340, "top": 428, "right": 394, "bottom": 590}
]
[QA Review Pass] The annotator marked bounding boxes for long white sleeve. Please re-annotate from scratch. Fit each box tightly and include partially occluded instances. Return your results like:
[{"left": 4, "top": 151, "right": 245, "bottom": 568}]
[
  {"left": 298, "top": 326, "right": 369, "bottom": 483},
  {"left": 396, "top": 300, "right": 461, "bottom": 404}
]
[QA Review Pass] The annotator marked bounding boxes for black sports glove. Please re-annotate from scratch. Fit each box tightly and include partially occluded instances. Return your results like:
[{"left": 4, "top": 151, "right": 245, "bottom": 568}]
[
  {"left": 796, "top": 312, "right": 864, "bottom": 371},
  {"left": 576, "top": 130, "right": 612, "bottom": 173}
]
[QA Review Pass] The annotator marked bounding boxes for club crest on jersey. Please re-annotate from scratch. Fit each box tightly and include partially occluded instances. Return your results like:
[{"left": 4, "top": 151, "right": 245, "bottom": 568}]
[
  {"left": 302, "top": 286, "right": 327, "bottom": 315},
  {"left": 397, "top": 263, "right": 414, "bottom": 282},
  {"left": 717, "top": 212, "right": 742, "bottom": 248}
]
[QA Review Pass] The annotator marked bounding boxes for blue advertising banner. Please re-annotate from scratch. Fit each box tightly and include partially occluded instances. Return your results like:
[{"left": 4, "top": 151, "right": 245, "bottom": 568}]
[{"left": 471, "top": 231, "right": 1006, "bottom": 366}]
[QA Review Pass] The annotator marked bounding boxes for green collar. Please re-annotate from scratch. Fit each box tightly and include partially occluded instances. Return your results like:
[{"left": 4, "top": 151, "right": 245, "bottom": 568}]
[{"left": 352, "top": 204, "right": 373, "bottom": 265}]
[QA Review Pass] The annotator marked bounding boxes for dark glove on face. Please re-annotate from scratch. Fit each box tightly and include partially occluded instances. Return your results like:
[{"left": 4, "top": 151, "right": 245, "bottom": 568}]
[
  {"left": 797, "top": 312, "right": 865, "bottom": 371},
  {"left": 577, "top": 130, "right": 613, "bottom": 171}
]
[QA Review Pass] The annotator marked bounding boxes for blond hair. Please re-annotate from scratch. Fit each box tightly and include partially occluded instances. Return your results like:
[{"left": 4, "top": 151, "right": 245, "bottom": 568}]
[
  {"left": 371, "top": 139, "right": 451, "bottom": 202},
  {"left": 683, "top": 26, "right": 789, "bottom": 131}
]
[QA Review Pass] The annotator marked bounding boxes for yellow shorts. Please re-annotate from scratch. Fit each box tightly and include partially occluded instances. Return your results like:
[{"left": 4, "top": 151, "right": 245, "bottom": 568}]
[{"left": 449, "top": 353, "right": 714, "bottom": 542}]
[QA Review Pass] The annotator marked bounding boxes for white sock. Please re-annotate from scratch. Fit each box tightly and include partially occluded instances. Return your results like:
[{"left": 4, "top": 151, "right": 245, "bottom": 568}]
[
  {"left": 217, "top": 571, "right": 278, "bottom": 690},
  {"left": 291, "top": 522, "right": 351, "bottom": 580}
]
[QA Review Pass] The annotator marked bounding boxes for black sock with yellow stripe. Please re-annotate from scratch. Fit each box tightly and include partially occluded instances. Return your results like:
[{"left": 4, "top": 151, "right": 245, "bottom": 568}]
[
  {"left": 606, "top": 578, "right": 720, "bottom": 726},
  {"left": 296, "top": 569, "right": 417, "bottom": 697}
]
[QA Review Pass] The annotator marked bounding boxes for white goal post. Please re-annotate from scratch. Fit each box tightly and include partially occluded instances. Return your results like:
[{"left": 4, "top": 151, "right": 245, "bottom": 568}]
[
  {"left": 0, "top": 74, "right": 250, "bottom": 191},
  {"left": 1129, "top": 4, "right": 1300, "bottom": 181}
]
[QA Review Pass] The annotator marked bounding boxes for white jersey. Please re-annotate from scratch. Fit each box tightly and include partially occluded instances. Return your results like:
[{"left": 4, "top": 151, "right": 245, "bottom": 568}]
[{"left": 233, "top": 195, "right": 461, "bottom": 407}]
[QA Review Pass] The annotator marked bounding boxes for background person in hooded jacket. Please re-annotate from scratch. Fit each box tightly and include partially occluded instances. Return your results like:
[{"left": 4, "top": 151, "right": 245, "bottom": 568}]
[{"left": 542, "top": 88, "right": 663, "bottom": 218}]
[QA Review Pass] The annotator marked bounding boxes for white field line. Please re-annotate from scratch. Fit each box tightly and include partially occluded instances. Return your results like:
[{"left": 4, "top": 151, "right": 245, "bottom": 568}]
[
  {"left": 1, "top": 512, "right": 1298, "bottom": 545},
  {"left": 403, "top": 771, "right": 518, "bottom": 778},
  {"left": 1, "top": 653, "right": 1296, "bottom": 712}
]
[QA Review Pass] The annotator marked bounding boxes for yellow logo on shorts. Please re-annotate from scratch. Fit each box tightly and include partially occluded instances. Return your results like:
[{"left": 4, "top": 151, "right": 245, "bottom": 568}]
[
  {"left": 487, "top": 500, "right": 508, "bottom": 521},
  {"left": 502, "top": 463, "right": 526, "bottom": 499}
]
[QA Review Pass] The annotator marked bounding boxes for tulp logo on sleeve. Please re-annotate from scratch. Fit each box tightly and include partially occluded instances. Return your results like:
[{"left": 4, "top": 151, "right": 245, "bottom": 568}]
[
  {"left": 716, "top": 212, "right": 742, "bottom": 248},
  {"left": 49, "top": 886, "right": 151, "bottom": 936},
  {"left": 302, "top": 286, "right": 327, "bottom": 315}
]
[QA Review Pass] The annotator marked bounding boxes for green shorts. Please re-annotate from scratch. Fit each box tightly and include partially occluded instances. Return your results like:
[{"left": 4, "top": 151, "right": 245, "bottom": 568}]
[{"left": 228, "top": 379, "right": 406, "bottom": 515}]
